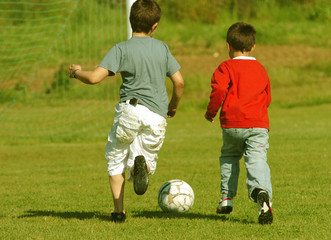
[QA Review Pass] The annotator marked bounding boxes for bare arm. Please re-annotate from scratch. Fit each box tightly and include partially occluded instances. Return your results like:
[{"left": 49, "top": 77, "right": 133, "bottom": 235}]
[
  {"left": 167, "top": 71, "right": 184, "bottom": 118},
  {"left": 69, "top": 64, "right": 109, "bottom": 85}
]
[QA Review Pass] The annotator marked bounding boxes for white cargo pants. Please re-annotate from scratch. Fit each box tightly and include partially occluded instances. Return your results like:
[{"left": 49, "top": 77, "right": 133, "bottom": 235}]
[{"left": 105, "top": 101, "right": 167, "bottom": 181}]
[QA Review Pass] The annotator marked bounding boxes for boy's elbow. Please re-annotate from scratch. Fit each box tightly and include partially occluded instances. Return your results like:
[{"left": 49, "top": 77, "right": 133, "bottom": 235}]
[
  {"left": 89, "top": 79, "right": 99, "bottom": 85},
  {"left": 89, "top": 75, "right": 102, "bottom": 85},
  {"left": 177, "top": 81, "right": 184, "bottom": 89},
  {"left": 176, "top": 75, "right": 184, "bottom": 89},
  {"left": 88, "top": 68, "right": 107, "bottom": 84}
]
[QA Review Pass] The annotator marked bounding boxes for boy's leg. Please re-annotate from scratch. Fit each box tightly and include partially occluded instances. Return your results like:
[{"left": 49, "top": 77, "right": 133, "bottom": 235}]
[
  {"left": 243, "top": 128, "right": 273, "bottom": 224},
  {"left": 243, "top": 128, "right": 272, "bottom": 201},
  {"left": 219, "top": 156, "right": 241, "bottom": 198},
  {"left": 219, "top": 128, "right": 245, "bottom": 199},
  {"left": 128, "top": 127, "right": 165, "bottom": 195},
  {"left": 217, "top": 128, "right": 245, "bottom": 214},
  {"left": 126, "top": 104, "right": 166, "bottom": 185},
  {"left": 105, "top": 103, "right": 139, "bottom": 220},
  {"left": 105, "top": 127, "right": 131, "bottom": 216},
  {"left": 109, "top": 173, "right": 125, "bottom": 213},
  {"left": 106, "top": 138, "right": 129, "bottom": 221}
]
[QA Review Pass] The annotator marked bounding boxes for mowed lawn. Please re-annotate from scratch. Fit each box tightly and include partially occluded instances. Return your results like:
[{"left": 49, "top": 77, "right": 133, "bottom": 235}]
[{"left": 0, "top": 104, "right": 330, "bottom": 240}]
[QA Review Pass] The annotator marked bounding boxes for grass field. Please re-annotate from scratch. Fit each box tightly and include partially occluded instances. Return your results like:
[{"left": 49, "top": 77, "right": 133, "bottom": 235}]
[
  {"left": 1, "top": 104, "right": 330, "bottom": 239},
  {"left": 1, "top": 1, "right": 330, "bottom": 239}
]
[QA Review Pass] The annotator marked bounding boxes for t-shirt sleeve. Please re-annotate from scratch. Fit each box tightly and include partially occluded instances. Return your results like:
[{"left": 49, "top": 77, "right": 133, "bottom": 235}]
[
  {"left": 165, "top": 44, "right": 181, "bottom": 77},
  {"left": 98, "top": 44, "right": 122, "bottom": 76}
]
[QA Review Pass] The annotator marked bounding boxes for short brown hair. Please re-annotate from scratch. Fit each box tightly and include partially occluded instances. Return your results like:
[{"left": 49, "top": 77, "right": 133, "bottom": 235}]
[
  {"left": 227, "top": 22, "right": 256, "bottom": 52},
  {"left": 130, "top": 0, "right": 161, "bottom": 34}
]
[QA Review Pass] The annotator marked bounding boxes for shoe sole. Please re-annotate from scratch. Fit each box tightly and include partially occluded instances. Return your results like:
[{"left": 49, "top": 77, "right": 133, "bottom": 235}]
[
  {"left": 133, "top": 155, "right": 149, "bottom": 195},
  {"left": 216, "top": 206, "right": 232, "bottom": 214},
  {"left": 258, "top": 191, "right": 273, "bottom": 224},
  {"left": 111, "top": 212, "right": 126, "bottom": 223}
]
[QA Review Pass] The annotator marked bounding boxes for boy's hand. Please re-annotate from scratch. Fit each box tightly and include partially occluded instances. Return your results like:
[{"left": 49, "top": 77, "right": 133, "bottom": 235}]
[
  {"left": 69, "top": 64, "right": 82, "bottom": 78},
  {"left": 204, "top": 113, "right": 214, "bottom": 123},
  {"left": 167, "top": 109, "right": 176, "bottom": 118}
]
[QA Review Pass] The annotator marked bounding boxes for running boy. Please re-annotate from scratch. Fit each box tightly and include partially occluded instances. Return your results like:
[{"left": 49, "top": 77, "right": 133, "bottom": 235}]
[
  {"left": 69, "top": 0, "right": 184, "bottom": 222},
  {"left": 204, "top": 22, "right": 273, "bottom": 224}
]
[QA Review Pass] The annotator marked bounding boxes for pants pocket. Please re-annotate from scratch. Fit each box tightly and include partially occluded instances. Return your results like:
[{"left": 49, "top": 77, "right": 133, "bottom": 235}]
[
  {"left": 141, "top": 133, "right": 165, "bottom": 153},
  {"left": 115, "top": 113, "right": 140, "bottom": 143}
]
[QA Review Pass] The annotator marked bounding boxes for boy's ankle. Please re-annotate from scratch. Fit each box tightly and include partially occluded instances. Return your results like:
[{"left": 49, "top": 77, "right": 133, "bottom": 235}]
[
  {"left": 222, "top": 193, "right": 232, "bottom": 200},
  {"left": 251, "top": 188, "right": 268, "bottom": 202}
]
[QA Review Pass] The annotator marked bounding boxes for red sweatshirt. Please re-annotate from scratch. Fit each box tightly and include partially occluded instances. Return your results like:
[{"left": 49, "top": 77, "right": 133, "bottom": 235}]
[{"left": 205, "top": 57, "right": 271, "bottom": 130}]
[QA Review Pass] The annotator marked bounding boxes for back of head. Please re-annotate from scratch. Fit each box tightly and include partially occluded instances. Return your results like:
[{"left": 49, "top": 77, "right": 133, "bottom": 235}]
[
  {"left": 227, "top": 22, "right": 256, "bottom": 52},
  {"left": 130, "top": 0, "right": 161, "bottom": 34}
]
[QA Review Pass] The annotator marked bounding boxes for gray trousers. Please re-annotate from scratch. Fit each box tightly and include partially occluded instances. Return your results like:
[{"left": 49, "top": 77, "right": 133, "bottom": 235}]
[{"left": 219, "top": 128, "right": 272, "bottom": 202}]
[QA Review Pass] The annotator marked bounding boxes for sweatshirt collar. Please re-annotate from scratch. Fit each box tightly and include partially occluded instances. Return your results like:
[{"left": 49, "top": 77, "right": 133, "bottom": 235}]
[{"left": 232, "top": 56, "right": 256, "bottom": 60}]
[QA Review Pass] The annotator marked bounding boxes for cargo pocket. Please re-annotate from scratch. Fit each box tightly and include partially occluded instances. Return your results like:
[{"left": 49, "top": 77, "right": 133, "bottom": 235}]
[
  {"left": 115, "top": 112, "right": 140, "bottom": 143},
  {"left": 142, "top": 120, "right": 166, "bottom": 152},
  {"left": 151, "top": 120, "right": 167, "bottom": 136},
  {"left": 142, "top": 134, "right": 165, "bottom": 153}
]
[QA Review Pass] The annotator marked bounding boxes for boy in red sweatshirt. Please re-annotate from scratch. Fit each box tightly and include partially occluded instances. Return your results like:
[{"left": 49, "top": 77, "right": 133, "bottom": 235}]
[{"left": 205, "top": 22, "right": 273, "bottom": 224}]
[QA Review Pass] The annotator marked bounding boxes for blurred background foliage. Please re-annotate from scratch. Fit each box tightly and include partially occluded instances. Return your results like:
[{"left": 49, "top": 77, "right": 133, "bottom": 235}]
[{"left": 158, "top": 0, "right": 330, "bottom": 23}]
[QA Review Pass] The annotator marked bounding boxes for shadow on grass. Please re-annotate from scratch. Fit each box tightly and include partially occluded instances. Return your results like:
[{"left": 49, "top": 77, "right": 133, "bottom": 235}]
[
  {"left": 18, "top": 210, "right": 112, "bottom": 221},
  {"left": 132, "top": 210, "right": 255, "bottom": 224},
  {"left": 18, "top": 210, "right": 255, "bottom": 224}
]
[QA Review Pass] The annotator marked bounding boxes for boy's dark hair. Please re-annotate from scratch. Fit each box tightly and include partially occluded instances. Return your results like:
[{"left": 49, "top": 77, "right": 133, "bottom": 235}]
[
  {"left": 130, "top": 0, "right": 161, "bottom": 34},
  {"left": 227, "top": 22, "right": 256, "bottom": 52}
]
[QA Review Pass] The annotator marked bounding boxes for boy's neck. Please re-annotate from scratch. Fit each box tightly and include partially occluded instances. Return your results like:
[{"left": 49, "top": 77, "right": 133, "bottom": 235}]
[
  {"left": 227, "top": 43, "right": 255, "bottom": 59},
  {"left": 132, "top": 32, "right": 151, "bottom": 37},
  {"left": 132, "top": 23, "right": 158, "bottom": 38},
  {"left": 230, "top": 51, "right": 252, "bottom": 59}
]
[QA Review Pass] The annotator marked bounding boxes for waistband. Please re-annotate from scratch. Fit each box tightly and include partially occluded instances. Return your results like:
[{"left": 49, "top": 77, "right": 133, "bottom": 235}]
[{"left": 122, "top": 98, "right": 139, "bottom": 106}]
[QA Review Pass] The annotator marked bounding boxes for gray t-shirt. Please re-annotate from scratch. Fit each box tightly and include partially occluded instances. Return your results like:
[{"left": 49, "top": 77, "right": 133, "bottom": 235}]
[{"left": 99, "top": 36, "right": 181, "bottom": 118}]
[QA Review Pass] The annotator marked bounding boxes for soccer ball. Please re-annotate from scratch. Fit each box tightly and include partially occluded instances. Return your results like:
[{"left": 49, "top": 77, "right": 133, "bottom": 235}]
[{"left": 158, "top": 179, "right": 194, "bottom": 213}]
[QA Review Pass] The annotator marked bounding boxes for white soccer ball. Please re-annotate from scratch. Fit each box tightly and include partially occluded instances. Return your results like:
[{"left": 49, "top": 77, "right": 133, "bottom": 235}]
[{"left": 158, "top": 179, "right": 194, "bottom": 213}]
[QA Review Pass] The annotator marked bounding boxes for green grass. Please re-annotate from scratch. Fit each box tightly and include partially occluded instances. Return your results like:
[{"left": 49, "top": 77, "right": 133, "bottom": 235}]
[
  {"left": 0, "top": 2, "right": 330, "bottom": 238},
  {"left": 1, "top": 104, "right": 330, "bottom": 239}
]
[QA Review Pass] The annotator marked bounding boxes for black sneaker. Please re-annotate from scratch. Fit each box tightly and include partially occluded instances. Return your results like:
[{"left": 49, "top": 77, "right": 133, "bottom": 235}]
[
  {"left": 111, "top": 212, "right": 126, "bottom": 223},
  {"left": 133, "top": 155, "right": 149, "bottom": 195},
  {"left": 257, "top": 190, "right": 273, "bottom": 225}
]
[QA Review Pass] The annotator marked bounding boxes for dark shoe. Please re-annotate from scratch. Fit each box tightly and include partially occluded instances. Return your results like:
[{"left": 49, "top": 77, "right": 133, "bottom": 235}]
[
  {"left": 257, "top": 190, "right": 273, "bottom": 225},
  {"left": 111, "top": 212, "right": 126, "bottom": 223},
  {"left": 133, "top": 155, "right": 149, "bottom": 195}
]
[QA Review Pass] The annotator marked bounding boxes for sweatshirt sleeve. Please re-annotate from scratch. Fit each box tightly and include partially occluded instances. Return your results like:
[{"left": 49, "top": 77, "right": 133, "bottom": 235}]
[
  {"left": 205, "top": 62, "right": 231, "bottom": 119},
  {"left": 266, "top": 76, "right": 272, "bottom": 108}
]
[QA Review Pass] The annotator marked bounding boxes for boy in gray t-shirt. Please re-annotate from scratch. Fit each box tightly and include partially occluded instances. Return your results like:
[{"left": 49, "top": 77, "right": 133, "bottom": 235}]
[{"left": 69, "top": 0, "right": 184, "bottom": 222}]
